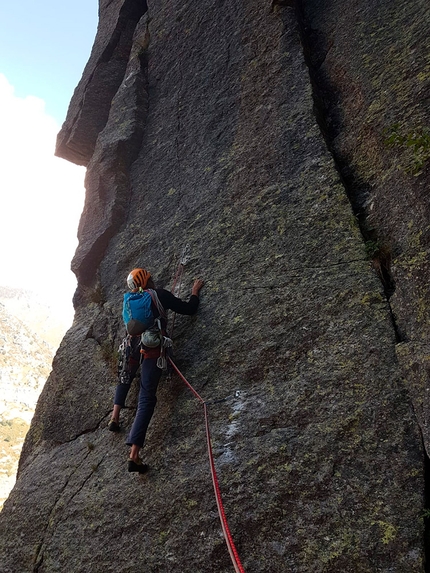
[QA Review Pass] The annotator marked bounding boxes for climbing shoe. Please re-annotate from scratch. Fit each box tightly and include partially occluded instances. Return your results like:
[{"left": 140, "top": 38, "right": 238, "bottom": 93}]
[
  {"left": 128, "top": 458, "right": 149, "bottom": 474},
  {"left": 108, "top": 420, "right": 120, "bottom": 432}
]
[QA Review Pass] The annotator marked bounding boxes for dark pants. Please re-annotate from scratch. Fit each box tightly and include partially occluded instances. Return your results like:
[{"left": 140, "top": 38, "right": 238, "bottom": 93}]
[{"left": 126, "top": 358, "right": 162, "bottom": 448}]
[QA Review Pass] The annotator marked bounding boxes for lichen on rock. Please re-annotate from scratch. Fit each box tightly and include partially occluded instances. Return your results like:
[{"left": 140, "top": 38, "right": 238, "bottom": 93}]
[{"left": 1, "top": 1, "right": 429, "bottom": 572}]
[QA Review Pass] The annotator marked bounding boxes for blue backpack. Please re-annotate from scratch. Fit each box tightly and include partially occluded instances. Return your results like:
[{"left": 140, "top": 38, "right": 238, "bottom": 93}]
[{"left": 123, "top": 289, "right": 155, "bottom": 336}]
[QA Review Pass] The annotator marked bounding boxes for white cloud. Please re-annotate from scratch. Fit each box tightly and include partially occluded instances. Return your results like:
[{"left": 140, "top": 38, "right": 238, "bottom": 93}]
[{"left": 0, "top": 74, "right": 85, "bottom": 323}]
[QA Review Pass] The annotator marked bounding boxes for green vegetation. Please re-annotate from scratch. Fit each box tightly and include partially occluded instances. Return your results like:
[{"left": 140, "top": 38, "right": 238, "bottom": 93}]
[
  {"left": 372, "top": 520, "right": 397, "bottom": 545},
  {"left": 364, "top": 239, "right": 383, "bottom": 259},
  {"left": 90, "top": 284, "right": 106, "bottom": 304},
  {"left": 363, "top": 238, "right": 391, "bottom": 268},
  {"left": 384, "top": 124, "right": 430, "bottom": 175},
  {"left": 101, "top": 340, "right": 118, "bottom": 375}
]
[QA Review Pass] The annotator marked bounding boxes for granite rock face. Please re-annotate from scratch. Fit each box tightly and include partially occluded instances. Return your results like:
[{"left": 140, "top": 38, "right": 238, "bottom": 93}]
[
  {"left": 298, "top": 0, "right": 430, "bottom": 458},
  {"left": 1, "top": 1, "right": 429, "bottom": 572}
]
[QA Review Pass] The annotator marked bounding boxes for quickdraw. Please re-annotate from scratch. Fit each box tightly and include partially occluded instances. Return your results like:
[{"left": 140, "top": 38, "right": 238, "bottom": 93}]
[{"left": 169, "top": 244, "right": 190, "bottom": 336}]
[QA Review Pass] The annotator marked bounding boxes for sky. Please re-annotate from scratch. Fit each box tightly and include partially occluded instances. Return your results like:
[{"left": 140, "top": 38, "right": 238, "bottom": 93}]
[{"left": 0, "top": 2, "right": 99, "bottom": 324}]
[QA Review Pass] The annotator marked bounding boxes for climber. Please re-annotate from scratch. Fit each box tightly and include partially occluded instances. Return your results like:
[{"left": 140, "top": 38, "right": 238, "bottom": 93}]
[{"left": 108, "top": 267, "right": 204, "bottom": 474}]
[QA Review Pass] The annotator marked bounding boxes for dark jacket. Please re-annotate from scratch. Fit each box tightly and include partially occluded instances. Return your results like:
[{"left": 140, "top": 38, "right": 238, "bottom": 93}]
[{"left": 154, "top": 288, "right": 199, "bottom": 317}]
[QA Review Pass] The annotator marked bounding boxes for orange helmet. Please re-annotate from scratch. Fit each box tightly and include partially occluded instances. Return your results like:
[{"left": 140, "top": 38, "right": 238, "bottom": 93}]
[{"left": 127, "top": 268, "right": 151, "bottom": 290}]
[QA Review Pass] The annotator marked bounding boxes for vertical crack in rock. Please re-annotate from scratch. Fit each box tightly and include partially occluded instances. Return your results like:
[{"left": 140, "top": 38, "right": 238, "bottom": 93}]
[
  {"left": 294, "top": 1, "right": 405, "bottom": 342},
  {"left": 173, "top": 25, "right": 188, "bottom": 216},
  {"left": 32, "top": 447, "right": 104, "bottom": 571},
  {"left": 293, "top": 0, "right": 427, "bottom": 555},
  {"left": 422, "top": 440, "right": 430, "bottom": 573},
  {"left": 72, "top": 14, "right": 151, "bottom": 296}
]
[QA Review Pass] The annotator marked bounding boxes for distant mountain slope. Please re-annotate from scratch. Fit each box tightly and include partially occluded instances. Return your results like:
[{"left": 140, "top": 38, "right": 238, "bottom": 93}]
[
  {"left": 0, "top": 286, "right": 69, "bottom": 348},
  {"left": 0, "top": 288, "right": 69, "bottom": 508},
  {"left": 0, "top": 300, "right": 54, "bottom": 408}
]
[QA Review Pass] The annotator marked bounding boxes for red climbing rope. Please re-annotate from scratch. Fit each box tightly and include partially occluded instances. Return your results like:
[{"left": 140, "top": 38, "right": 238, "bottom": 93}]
[
  {"left": 167, "top": 356, "right": 246, "bottom": 573},
  {"left": 168, "top": 250, "right": 246, "bottom": 572},
  {"left": 167, "top": 356, "right": 205, "bottom": 404},
  {"left": 203, "top": 402, "right": 246, "bottom": 573}
]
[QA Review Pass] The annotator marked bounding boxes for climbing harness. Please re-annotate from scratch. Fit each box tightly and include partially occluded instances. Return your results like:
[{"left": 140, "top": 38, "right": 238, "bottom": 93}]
[
  {"left": 134, "top": 289, "right": 171, "bottom": 370},
  {"left": 167, "top": 249, "right": 246, "bottom": 573},
  {"left": 156, "top": 332, "right": 173, "bottom": 370}
]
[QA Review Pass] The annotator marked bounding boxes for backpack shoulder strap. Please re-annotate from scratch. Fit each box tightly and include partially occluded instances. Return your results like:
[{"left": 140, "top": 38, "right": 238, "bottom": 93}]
[{"left": 145, "top": 289, "right": 167, "bottom": 321}]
